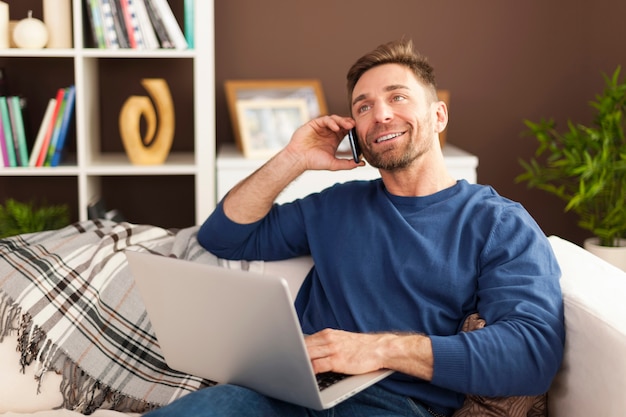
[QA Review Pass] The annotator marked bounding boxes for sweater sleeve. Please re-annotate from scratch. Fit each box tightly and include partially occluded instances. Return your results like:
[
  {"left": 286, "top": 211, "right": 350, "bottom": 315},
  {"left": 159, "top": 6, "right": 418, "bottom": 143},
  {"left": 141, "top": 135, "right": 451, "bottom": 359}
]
[
  {"left": 197, "top": 199, "right": 310, "bottom": 261},
  {"left": 429, "top": 204, "right": 565, "bottom": 396}
]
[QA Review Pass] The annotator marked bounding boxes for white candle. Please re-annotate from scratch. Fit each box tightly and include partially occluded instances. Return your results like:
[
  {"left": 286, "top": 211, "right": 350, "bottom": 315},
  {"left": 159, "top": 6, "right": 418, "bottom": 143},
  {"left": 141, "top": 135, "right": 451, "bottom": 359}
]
[
  {"left": 43, "top": 0, "right": 72, "bottom": 48},
  {"left": 0, "top": 2, "right": 9, "bottom": 49},
  {"left": 13, "top": 11, "right": 49, "bottom": 49}
]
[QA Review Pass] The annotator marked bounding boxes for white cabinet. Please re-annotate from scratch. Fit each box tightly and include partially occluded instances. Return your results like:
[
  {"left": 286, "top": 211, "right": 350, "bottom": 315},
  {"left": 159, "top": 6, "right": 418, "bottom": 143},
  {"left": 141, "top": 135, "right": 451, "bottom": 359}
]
[
  {"left": 217, "top": 144, "right": 479, "bottom": 204},
  {"left": 0, "top": 0, "right": 215, "bottom": 226}
]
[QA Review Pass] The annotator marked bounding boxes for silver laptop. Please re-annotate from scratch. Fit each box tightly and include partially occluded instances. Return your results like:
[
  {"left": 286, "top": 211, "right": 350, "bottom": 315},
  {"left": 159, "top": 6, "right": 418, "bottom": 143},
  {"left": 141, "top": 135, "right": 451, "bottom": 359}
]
[{"left": 126, "top": 251, "right": 393, "bottom": 410}]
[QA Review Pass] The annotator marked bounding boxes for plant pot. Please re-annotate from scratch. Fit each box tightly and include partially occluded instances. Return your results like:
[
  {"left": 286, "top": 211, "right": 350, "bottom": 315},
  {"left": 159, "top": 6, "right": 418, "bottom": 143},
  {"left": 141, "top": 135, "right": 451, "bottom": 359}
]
[{"left": 583, "top": 237, "right": 626, "bottom": 273}]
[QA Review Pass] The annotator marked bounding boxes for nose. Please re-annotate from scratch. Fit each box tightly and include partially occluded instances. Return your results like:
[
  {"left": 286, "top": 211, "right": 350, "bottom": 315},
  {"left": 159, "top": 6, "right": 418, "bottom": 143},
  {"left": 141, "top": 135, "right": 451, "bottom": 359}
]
[{"left": 372, "top": 100, "right": 393, "bottom": 123}]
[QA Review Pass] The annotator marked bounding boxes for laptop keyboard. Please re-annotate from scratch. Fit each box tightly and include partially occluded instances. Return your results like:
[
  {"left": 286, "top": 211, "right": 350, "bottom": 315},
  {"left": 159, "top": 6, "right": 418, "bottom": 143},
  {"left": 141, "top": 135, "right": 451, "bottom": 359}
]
[{"left": 316, "top": 371, "right": 349, "bottom": 391}]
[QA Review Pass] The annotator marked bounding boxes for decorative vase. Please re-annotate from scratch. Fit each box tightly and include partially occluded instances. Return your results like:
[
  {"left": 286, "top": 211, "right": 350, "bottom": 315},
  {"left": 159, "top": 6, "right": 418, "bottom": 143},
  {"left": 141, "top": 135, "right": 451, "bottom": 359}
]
[
  {"left": 119, "top": 78, "right": 175, "bottom": 165},
  {"left": 583, "top": 237, "right": 626, "bottom": 273}
]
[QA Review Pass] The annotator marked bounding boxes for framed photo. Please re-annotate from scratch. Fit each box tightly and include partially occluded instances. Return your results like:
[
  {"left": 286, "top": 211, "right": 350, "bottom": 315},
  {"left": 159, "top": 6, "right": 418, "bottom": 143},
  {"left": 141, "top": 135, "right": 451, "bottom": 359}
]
[
  {"left": 225, "top": 79, "right": 328, "bottom": 158},
  {"left": 236, "top": 98, "right": 310, "bottom": 158}
]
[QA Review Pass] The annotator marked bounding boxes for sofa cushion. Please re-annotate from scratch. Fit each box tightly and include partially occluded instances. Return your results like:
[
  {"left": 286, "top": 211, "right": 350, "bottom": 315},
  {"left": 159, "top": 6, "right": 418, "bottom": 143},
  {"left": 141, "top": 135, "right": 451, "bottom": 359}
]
[
  {"left": 0, "top": 334, "right": 63, "bottom": 413},
  {"left": 547, "top": 236, "right": 626, "bottom": 417}
]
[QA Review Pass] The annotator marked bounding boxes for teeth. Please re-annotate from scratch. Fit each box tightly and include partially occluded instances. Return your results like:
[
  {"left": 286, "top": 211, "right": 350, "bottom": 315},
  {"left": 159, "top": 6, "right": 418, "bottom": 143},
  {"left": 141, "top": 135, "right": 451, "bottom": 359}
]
[{"left": 376, "top": 133, "right": 402, "bottom": 143}]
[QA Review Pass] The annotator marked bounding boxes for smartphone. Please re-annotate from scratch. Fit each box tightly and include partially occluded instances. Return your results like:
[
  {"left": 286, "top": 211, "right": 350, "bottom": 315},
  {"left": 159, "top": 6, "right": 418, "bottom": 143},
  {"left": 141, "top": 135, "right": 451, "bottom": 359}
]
[{"left": 348, "top": 128, "right": 362, "bottom": 163}]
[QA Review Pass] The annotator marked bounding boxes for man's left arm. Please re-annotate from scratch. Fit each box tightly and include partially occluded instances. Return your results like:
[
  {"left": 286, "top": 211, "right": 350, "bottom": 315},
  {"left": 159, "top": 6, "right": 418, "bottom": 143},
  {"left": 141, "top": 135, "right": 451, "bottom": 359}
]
[{"left": 306, "top": 207, "right": 565, "bottom": 397}]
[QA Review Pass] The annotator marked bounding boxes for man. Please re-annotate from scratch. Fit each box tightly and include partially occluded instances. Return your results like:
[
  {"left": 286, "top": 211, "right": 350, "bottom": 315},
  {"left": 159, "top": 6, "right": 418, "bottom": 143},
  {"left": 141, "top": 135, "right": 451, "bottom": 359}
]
[{"left": 148, "top": 39, "right": 565, "bottom": 416}]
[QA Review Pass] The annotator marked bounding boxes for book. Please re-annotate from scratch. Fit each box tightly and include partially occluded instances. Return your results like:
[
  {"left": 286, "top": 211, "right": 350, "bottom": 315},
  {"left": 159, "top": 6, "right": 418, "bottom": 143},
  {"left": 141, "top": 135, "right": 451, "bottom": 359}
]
[
  {"left": 133, "top": 0, "right": 159, "bottom": 49},
  {"left": 0, "top": 96, "right": 17, "bottom": 167},
  {"left": 0, "top": 101, "right": 9, "bottom": 167},
  {"left": 9, "top": 96, "right": 29, "bottom": 167},
  {"left": 44, "top": 88, "right": 70, "bottom": 166},
  {"left": 144, "top": 0, "right": 173, "bottom": 48},
  {"left": 149, "top": 0, "right": 187, "bottom": 50},
  {"left": 28, "top": 98, "right": 57, "bottom": 167},
  {"left": 85, "top": 0, "right": 107, "bottom": 48},
  {"left": 110, "top": 0, "right": 130, "bottom": 48},
  {"left": 120, "top": 0, "right": 143, "bottom": 49},
  {"left": 0, "top": 96, "right": 19, "bottom": 167},
  {"left": 184, "top": 0, "right": 193, "bottom": 49},
  {"left": 6, "top": 96, "right": 24, "bottom": 166},
  {"left": 50, "top": 85, "right": 76, "bottom": 167},
  {"left": 35, "top": 88, "right": 66, "bottom": 167},
  {"left": 100, "top": 0, "right": 121, "bottom": 49}
]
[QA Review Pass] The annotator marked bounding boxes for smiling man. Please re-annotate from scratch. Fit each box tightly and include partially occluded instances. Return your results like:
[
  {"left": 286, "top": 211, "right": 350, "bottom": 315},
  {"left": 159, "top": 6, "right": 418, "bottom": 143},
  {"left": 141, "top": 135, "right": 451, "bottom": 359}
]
[{"left": 147, "top": 39, "right": 565, "bottom": 417}]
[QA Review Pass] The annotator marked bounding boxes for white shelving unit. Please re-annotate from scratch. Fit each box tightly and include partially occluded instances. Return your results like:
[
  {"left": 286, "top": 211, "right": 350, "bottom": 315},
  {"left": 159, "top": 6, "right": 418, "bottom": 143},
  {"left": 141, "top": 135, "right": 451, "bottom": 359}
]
[{"left": 0, "top": 0, "right": 215, "bottom": 225}]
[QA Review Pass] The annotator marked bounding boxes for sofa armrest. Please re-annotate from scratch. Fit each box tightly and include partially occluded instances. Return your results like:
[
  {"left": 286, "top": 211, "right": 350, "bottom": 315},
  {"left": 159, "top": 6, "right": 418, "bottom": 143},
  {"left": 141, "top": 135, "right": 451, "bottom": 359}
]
[
  {"left": 263, "top": 256, "right": 314, "bottom": 300},
  {"left": 547, "top": 236, "right": 626, "bottom": 417}
]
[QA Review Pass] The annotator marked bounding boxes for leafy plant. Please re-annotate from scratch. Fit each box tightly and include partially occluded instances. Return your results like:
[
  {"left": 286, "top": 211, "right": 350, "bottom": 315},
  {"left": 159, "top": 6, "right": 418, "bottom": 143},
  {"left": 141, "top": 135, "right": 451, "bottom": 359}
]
[
  {"left": 0, "top": 199, "right": 70, "bottom": 238},
  {"left": 516, "top": 66, "right": 626, "bottom": 247}
]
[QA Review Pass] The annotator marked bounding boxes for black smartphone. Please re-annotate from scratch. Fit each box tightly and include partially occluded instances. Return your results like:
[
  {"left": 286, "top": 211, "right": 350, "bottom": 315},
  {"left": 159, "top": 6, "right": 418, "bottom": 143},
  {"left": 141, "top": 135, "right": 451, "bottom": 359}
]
[{"left": 348, "top": 128, "right": 362, "bottom": 163}]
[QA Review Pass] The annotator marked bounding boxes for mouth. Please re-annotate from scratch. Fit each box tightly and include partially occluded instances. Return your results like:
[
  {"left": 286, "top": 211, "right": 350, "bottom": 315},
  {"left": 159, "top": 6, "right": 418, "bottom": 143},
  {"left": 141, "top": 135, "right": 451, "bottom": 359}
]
[{"left": 375, "top": 132, "right": 405, "bottom": 144}]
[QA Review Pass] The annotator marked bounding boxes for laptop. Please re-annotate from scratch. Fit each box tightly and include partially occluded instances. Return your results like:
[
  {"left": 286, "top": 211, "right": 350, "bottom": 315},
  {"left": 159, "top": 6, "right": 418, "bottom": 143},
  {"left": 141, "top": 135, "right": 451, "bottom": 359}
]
[{"left": 125, "top": 251, "right": 393, "bottom": 410}]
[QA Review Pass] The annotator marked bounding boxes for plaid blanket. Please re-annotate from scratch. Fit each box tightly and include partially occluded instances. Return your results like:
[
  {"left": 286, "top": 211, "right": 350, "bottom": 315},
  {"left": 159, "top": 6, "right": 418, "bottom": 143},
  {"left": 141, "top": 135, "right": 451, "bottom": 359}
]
[{"left": 0, "top": 220, "right": 263, "bottom": 414}]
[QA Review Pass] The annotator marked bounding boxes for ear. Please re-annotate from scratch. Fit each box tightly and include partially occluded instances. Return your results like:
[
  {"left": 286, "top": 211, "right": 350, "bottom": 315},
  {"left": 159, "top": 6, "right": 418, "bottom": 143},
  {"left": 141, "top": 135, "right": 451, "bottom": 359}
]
[{"left": 433, "top": 100, "right": 448, "bottom": 134}]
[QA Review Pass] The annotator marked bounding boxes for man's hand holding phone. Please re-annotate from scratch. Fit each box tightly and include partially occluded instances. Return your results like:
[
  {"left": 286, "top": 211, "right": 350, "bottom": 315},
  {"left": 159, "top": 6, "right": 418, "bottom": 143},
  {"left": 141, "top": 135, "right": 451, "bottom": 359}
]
[{"left": 284, "top": 115, "right": 364, "bottom": 172}]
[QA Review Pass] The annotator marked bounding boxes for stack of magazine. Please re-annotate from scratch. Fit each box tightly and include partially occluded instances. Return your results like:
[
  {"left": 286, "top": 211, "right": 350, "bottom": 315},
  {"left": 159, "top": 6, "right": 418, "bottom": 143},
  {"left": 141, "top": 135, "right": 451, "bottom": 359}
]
[{"left": 85, "top": 0, "right": 192, "bottom": 50}]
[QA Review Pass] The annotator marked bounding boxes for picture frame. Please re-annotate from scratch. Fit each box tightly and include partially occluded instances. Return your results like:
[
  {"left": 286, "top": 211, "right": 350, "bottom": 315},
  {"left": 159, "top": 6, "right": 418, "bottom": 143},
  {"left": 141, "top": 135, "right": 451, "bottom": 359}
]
[
  {"left": 225, "top": 79, "right": 328, "bottom": 158},
  {"left": 235, "top": 98, "right": 310, "bottom": 158}
]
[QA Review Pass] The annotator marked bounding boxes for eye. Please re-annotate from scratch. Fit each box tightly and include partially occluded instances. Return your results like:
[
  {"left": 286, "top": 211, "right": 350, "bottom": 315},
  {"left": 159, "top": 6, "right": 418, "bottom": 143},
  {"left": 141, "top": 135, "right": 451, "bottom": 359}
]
[
  {"left": 356, "top": 103, "right": 371, "bottom": 114},
  {"left": 391, "top": 95, "right": 406, "bottom": 103}
]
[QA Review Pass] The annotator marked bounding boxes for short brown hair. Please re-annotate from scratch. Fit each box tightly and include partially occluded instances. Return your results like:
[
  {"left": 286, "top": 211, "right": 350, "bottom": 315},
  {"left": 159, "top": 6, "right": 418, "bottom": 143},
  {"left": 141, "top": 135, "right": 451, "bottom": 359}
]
[{"left": 346, "top": 39, "right": 437, "bottom": 108}]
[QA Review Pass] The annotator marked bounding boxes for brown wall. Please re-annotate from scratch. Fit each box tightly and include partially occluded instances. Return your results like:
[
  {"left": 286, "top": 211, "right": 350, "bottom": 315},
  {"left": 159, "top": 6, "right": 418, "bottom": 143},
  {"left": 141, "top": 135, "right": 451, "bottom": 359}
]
[
  {"left": 214, "top": 0, "right": 626, "bottom": 246},
  {"left": 2, "top": 2, "right": 624, "bottom": 237}
]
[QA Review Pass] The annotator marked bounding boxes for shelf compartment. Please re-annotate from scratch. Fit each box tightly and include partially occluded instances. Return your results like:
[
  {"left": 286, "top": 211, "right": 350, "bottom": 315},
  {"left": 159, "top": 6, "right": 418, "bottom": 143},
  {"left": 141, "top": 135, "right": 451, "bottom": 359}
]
[
  {"left": 0, "top": 176, "right": 80, "bottom": 222},
  {"left": 96, "top": 175, "right": 195, "bottom": 229}
]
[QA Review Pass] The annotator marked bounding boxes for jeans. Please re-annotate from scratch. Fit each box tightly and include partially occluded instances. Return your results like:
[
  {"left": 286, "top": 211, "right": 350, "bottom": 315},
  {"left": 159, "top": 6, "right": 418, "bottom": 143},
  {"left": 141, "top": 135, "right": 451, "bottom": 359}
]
[{"left": 144, "top": 384, "right": 436, "bottom": 417}]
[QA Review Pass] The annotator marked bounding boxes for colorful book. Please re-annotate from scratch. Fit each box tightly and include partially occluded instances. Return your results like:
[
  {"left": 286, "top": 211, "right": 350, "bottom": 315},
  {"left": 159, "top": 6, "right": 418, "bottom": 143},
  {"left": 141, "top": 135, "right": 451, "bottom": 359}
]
[
  {"left": 119, "top": 0, "right": 135, "bottom": 47},
  {"left": 85, "top": 0, "right": 107, "bottom": 48},
  {"left": 109, "top": 0, "right": 130, "bottom": 48},
  {"left": 101, "top": 0, "right": 121, "bottom": 49},
  {"left": 28, "top": 98, "right": 57, "bottom": 167},
  {"left": 120, "top": 0, "right": 145, "bottom": 49},
  {"left": 144, "top": 0, "right": 173, "bottom": 48},
  {"left": 133, "top": 0, "right": 159, "bottom": 49},
  {"left": 184, "top": 0, "right": 194, "bottom": 49},
  {"left": 0, "top": 103, "right": 9, "bottom": 167},
  {"left": 9, "top": 96, "right": 29, "bottom": 167},
  {"left": 36, "top": 88, "right": 65, "bottom": 167},
  {"left": 6, "top": 96, "right": 23, "bottom": 166},
  {"left": 0, "top": 96, "right": 16, "bottom": 167},
  {"left": 44, "top": 88, "right": 70, "bottom": 166},
  {"left": 149, "top": 0, "right": 187, "bottom": 49},
  {"left": 50, "top": 86, "right": 76, "bottom": 167}
]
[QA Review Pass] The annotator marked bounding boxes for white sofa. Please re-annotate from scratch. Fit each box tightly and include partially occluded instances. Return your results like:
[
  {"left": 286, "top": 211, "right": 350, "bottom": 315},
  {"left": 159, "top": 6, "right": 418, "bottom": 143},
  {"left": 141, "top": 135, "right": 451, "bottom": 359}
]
[{"left": 1, "top": 236, "right": 625, "bottom": 417}]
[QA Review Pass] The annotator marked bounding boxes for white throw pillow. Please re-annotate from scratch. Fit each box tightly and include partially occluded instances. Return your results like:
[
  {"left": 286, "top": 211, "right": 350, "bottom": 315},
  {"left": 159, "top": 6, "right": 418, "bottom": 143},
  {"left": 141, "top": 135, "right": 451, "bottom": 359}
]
[{"left": 0, "top": 333, "right": 63, "bottom": 413}]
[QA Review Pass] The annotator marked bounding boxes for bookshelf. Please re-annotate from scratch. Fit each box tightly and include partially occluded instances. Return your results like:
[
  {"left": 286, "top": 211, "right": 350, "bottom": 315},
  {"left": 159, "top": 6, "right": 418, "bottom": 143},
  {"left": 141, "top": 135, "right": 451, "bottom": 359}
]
[{"left": 0, "top": 0, "right": 215, "bottom": 229}]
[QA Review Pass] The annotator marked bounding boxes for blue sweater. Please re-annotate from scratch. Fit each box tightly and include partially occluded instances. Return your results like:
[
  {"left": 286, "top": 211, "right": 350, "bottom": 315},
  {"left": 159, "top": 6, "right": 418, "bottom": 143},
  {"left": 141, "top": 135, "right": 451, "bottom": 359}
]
[{"left": 198, "top": 179, "right": 565, "bottom": 414}]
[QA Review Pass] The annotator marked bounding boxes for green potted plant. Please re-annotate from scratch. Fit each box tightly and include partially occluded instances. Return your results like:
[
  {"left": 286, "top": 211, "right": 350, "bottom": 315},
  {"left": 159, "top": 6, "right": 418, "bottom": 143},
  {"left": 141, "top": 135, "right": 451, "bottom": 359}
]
[
  {"left": 0, "top": 199, "right": 70, "bottom": 238},
  {"left": 516, "top": 66, "right": 626, "bottom": 270}
]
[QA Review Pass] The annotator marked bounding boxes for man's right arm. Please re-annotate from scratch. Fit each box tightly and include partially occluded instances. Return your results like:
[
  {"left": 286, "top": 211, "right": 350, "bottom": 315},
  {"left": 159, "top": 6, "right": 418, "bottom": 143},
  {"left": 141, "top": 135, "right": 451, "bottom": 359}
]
[
  {"left": 221, "top": 147, "right": 307, "bottom": 224},
  {"left": 198, "top": 115, "right": 363, "bottom": 257},
  {"left": 221, "top": 115, "right": 362, "bottom": 225}
]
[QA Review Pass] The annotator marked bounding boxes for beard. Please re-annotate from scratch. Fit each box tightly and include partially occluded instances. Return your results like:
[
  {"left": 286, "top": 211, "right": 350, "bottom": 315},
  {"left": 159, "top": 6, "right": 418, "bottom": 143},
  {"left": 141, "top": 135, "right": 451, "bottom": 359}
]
[
  {"left": 363, "top": 137, "right": 418, "bottom": 171},
  {"left": 362, "top": 119, "right": 435, "bottom": 172}
]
